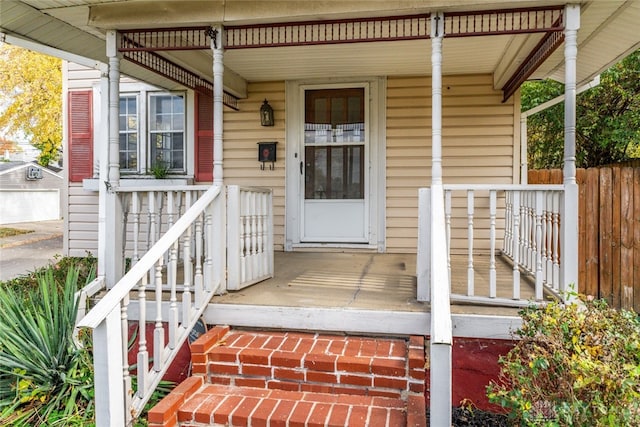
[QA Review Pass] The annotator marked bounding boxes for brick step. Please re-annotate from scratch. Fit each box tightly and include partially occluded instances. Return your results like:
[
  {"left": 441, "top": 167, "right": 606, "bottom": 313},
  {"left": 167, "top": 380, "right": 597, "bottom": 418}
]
[
  {"left": 189, "top": 327, "right": 426, "bottom": 399},
  {"left": 149, "top": 377, "right": 426, "bottom": 427},
  {"left": 148, "top": 326, "right": 427, "bottom": 426}
]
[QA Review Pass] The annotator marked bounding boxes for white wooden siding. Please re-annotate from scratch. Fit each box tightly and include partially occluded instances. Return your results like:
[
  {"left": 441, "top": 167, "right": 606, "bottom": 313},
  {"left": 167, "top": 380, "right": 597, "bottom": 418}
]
[
  {"left": 386, "top": 74, "right": 517, "bottom": 253},
  {"left": 64, "top": 68, "right": 517, "bottom": 256},
  {"left": 67, "top": 183, "right": 99, "bottom": 256}
]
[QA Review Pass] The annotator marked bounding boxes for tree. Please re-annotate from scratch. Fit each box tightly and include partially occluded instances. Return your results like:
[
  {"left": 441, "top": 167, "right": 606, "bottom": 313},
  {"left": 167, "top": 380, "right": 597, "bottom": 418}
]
[
  {"left": 523, "top": 49, "right": 640, "bottom": 169},
  {"left": 0, "top": 44, "right": 62, "bottom": 166}
]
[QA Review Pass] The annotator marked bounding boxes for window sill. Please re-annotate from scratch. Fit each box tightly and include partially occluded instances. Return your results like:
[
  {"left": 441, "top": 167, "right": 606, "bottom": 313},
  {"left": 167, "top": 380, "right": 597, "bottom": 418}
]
[{"left": 82, "top": 176, "right": 194, "bottom": 192}]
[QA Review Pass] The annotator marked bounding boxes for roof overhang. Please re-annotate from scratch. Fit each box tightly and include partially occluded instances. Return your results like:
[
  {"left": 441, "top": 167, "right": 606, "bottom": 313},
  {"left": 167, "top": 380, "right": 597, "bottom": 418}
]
[{"left": 1, "top": 0, "right": 639, "bottom": 101}]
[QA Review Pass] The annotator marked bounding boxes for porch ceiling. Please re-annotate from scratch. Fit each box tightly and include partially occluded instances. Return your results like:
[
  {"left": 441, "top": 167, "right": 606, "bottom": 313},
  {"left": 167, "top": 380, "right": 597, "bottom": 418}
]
[{"left": 2, "top": 0, "right": 639, "bottom": 95}]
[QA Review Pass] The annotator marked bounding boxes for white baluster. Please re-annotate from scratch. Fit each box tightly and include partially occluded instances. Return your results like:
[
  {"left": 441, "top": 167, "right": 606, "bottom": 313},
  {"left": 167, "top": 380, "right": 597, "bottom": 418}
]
[
  {"left": 251, "top": 191, "right": 258, "bottom": 281},
  {"left": 132, "top": 192, "right": 141, "bottom": 266},
  {"left": 240, "top": 192, "right": 247, "bottom": 284},
  {"left": 203, "top": 206, "right": 214, "bottom": 293},
  {"left": 257, "top": 192, "right": 264, "bottom": 277},
  {"left": 182, "top": 190, "right": 193, "bottom": 321},
  {"left": 445, "top": 189, "right": 452, "bottom": 289},
  {"left": 153, "top": 258, "right": 164, "bottom": 372},
  {"left": 136, "top": 274, "right": 148, "bottom": 398},
  {"left": 527, "top": 192, "right": 535, "bottom": 272},
  {"left": 489, "top": 190, "right": 497, "bottom": 298},
  {"left": 194, "top": 213, "right": 204, "bottom": 308},
  {"left": 147, "top": 191, "right": 155, "bottom": 250},
  {"left": 535, "top": 191, "right": 544, "bottom": 300},
  {"left": 552, "top": 192, "right": 561, "bottom": 291},
  {"left": 467, "top": 190, "right": 474, "bottom": 296},
  {"left": 512, "top": 191, "right": 521, "bottom": 299},
  {"left": 120, "top": 295, "right": 131, "bottom": 410},
  {"left": 546, "top": 192, "right": 554, "bottom": 286},
  {"left": 261, "top": 193, "right": 269, "bottom": 276},
  {"left": 503, "top": 191, "right": 512, "bottom": 257},
  {"left": 168, "top": 238, "right": 178, "bottom": 350},
  {"left": 520, "top": 192, "right": 529, "bottom": 272}
]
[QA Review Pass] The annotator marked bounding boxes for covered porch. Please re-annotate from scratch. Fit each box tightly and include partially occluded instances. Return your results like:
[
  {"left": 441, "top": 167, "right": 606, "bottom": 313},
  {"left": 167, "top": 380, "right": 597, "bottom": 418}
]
[
  {"left": 207, "top": 250, "right": 529, "bottom": 336},
  {"left": 5, "top": 0, "right": 638, "bottom": 424}
]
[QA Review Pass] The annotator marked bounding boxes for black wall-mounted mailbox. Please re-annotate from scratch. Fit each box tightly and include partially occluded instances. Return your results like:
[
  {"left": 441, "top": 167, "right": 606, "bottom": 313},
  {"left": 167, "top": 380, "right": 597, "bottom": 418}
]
[{"left": 258, "top": 141, "right": 277, "bottom": 170}]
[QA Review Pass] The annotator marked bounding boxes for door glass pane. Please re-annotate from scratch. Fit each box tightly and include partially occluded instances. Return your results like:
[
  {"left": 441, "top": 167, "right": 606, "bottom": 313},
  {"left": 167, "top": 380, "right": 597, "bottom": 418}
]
[
  {"left": 304, "top": 88, "right": 365, "bottom": 200},
  {"left": 304, "top": 88, "right": 364, "bottom": 144},
  {"left": 304, "top": 145, "right": 364, "bottom": 200}
]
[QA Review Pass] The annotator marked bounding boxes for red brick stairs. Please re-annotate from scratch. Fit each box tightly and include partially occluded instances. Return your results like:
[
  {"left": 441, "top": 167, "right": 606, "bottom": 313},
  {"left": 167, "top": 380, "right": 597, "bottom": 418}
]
[{"left": 148, "top": 326, "right": 427, "bottom": 426}]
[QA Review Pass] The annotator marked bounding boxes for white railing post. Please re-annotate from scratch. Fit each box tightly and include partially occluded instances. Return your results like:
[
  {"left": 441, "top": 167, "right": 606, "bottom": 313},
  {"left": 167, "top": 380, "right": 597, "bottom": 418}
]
[
  {"left": 417, "top": 188, "right": 431, "bottom": 302},
  {"left": 561, "top": 4, "right": 580, "bottom": 301},
  {"left": 92, "top": 306, "right": 126, "bottom": 427},
  {"left": 227, "top": 185, "right": 240, "bottom": 289},
  {"left": 212, "top": 186, "right": 226, "bottom": 293}
]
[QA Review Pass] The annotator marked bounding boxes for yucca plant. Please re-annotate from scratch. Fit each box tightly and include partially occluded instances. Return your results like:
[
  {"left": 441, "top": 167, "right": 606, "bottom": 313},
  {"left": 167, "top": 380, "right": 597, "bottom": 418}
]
[{"left": 0, "top": 267, "right": 95, "bottom": 425}]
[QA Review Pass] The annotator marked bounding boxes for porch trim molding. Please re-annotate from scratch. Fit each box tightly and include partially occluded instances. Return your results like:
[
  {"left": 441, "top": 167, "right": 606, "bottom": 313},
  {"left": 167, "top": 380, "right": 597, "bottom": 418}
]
[
  {"left": 223, "top": 6, "right": 563, "bottom": 49},
  {"left": 126, "top": 301, "right": 522, "bottom": 339}
]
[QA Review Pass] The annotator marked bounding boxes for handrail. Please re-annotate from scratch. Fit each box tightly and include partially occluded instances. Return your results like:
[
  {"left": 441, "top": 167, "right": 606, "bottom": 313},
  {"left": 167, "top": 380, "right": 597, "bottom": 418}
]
[
  {"left": 444, "top": 183, "right": 564, "bottom": 191},
  {"left": 115, "top": 184, "right": 211, "bottom": 193},
  {"left": 78, "top": 185, "right": 221, "bottom": 329},
  {"left": 78, "top": 184, "right": 223, "bottom": 425}
]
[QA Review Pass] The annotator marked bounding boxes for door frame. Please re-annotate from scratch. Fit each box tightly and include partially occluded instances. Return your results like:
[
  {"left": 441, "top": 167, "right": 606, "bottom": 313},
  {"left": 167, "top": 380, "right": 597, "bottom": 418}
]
[{"left": 285, "top": 77, "right": 386, "bottom": 251}]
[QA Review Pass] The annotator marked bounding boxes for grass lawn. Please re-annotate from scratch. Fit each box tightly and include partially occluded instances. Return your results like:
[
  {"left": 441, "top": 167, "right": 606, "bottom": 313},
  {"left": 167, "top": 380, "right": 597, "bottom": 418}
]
[{"left": 0, "top": 227, "right": 34, "bottom": 238}]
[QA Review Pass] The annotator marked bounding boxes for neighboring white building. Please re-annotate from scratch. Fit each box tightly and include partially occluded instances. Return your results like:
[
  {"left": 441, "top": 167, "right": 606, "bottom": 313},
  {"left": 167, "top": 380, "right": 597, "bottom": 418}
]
[{"left": 0, "top": 160, "right": 63, "bottom": 224}]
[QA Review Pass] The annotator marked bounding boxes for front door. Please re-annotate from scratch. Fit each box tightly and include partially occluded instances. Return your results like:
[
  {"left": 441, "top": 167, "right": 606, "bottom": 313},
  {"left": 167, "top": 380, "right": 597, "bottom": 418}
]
[{"left": 301, "top": 87, "right": 368, "bottom": 242}]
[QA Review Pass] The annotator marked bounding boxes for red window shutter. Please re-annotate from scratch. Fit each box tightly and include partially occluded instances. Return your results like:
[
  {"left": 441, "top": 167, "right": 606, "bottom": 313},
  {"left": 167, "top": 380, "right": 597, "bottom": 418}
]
[
  {"left": 68, "top": 90, "right": 93, "bottom": 182},
  {"left": 195, "top": 91, "right": 214, "bottom": 182}
]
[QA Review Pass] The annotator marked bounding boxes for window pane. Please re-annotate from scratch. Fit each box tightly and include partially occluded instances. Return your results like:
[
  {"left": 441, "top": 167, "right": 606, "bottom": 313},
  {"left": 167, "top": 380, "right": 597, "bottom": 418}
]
[
  {"left": 119, "top": 95, "right": 138, "bottom": 172},
  {"left": 148, "top": 93, "right": 185, "bottom": 172}
]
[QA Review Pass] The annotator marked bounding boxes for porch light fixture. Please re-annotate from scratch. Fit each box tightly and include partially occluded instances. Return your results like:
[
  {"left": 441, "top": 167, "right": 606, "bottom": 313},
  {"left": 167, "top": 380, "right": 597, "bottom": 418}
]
[{"left": 260, "top": 99, "right": 274, "bottom": 126}]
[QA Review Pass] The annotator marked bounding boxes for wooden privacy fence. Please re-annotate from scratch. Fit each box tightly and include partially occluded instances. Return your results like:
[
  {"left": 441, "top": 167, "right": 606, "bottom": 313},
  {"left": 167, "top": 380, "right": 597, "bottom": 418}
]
[{"left": 528, "top": 166, "right": 640, "bottom": 312}]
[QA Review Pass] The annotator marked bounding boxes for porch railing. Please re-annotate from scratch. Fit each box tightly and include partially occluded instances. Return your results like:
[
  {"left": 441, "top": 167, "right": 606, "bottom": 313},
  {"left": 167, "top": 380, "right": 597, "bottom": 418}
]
[
  {"left": 117, "top": 185, "right": 211, "bottom": 268},
  {"left": 77, "top": 185, "right": 225, "bottom": 426},
  {"left": 227, "top": 186, "right": 274, "bottom": 290},
  {"left": 417, "top": 184, "right": 565, "bottom": 306}
]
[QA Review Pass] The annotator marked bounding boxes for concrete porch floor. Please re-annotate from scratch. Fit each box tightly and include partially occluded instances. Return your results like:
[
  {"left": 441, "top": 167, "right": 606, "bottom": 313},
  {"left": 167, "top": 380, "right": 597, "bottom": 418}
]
[{"left": 213, "top": 252, "right": 534, "bottom": 317}]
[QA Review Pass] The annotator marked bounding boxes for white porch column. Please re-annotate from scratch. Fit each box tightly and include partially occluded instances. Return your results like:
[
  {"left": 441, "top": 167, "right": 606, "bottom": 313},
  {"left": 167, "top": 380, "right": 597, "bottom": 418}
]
[
  {"left": 97, "top": 69, "right": 109, "bottom": 277},
  {"left": 105, "top": 30, "right": 124, "bottom": 288},
  {"left": 429, "top": 12, "right": 452, "bottom": 427},
  {"left": 561, "top": 4, "right": 580, "bottom": 299},
  {"left": 210, "top": 25, "right": 227, "bottom": 293},
  {"left": 212, "top": 26, "right": 224, "bottom": 186},
  {"left": 431, "top": 19, "right": 443, "bottom": 187}
]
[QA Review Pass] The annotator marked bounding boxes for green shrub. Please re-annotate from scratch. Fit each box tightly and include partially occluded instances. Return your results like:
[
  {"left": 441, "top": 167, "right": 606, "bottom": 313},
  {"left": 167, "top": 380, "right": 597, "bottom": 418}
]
[
  {"left": 487, "top": 297, "right": 640, "bottom": 426},
  {"left": 0, "top": 254, "right": 97, "bottom": 295},
  {"left": 0, "top": 267, "right": 95, "bottom": 426}
]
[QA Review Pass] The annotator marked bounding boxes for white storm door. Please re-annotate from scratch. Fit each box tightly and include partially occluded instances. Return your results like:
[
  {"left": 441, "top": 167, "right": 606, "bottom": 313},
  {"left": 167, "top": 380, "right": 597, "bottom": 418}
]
[{"left": 301, "top": 87, "right": 368, "bottom": 243}]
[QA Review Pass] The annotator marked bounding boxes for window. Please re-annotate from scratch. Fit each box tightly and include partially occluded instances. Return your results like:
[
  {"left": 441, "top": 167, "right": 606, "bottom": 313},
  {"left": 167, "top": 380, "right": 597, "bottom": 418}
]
[
  {"left": 118, "top": 92, "right": 186, "bottom": 174},
  {"left": 119, "top": 95, "right": 138, "bottom": 171},
  {"left": 149, "top": 93, "right": 184, "bottom": 171}
]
